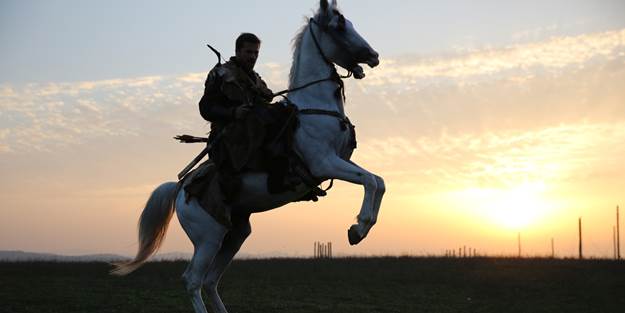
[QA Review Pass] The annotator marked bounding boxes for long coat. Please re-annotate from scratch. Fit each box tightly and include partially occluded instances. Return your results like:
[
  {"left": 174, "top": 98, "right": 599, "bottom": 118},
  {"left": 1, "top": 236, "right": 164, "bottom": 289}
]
[{"left": 198, "top": 57, "right": 275, "bottom": 171}]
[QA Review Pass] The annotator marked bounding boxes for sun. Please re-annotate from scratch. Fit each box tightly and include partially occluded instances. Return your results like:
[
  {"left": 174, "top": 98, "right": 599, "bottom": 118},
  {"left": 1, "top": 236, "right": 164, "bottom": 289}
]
[
  {"left": 486, "top": 184, "right": 549, "bottom": 229},
  {"left": 458, "top": 182, "right": 551, "bottom": 230}
]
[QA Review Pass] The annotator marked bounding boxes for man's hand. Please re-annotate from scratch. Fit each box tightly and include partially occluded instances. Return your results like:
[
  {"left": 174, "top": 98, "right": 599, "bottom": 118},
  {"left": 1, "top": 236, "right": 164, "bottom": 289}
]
[{"left": 234, "top": 104, "right": 252, "bottom": 120}]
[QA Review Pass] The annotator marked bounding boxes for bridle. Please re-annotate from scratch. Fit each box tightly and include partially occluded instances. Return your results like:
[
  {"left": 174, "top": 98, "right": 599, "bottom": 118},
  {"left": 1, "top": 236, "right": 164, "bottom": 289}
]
[{"left": 272, "top": 14, "right": 362, "bottom": 100}]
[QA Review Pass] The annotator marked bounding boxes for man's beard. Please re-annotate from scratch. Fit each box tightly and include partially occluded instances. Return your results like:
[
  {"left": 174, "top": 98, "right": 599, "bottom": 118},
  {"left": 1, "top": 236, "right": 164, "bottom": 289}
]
[{"left": 242, "top": 60, "right": 255, "bottom": 71}]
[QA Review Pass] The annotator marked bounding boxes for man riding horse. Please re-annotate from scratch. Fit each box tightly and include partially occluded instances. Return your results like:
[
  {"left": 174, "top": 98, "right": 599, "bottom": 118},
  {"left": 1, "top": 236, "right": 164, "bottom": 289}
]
[
  {"left": 113, "top": 2, "right": 383, "bottom": 313},
  {"left": 185, "top": 33, "right": 323, "bottom": 226}
]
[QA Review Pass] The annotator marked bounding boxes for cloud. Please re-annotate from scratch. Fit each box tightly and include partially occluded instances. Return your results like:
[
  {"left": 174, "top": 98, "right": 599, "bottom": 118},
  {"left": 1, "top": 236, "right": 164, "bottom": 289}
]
[
  {"left": 0, "top": 74, "right": 199, "bottom": 154},
  {"left": 176, "top": 72, "right": 205, "bottom": 84},
  {"left": 355, "top": 121, "right": 625, "bottom": 194},
  {"left": 1, "top": 28, "right": 623, "bottom": 156},
  {"left": 361, "top": 28, "right": 625, "bottom": 91},
  {"left": 510, "top": 24, "right": 561, "bottom": 42},
  {"left": 0, "top": 129, "right": 11, "bottom": 153},
  {"left": 344, "top": 30, "right": 625, "bottom": 138}
]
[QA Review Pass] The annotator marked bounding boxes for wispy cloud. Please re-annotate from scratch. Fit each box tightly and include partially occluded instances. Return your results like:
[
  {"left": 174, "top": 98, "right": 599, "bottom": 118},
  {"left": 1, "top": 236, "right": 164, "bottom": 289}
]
[
  {"left": 0, "top": 75, "right": 201, "bottom": 153},
  {"left": 2, "top": 29, "right": 624, "bottom": 156},
  {"left": 361, "top": 28, "right": 625, "bottom": 90},
  {"left": 510, "top": 23, "right": 561, "bottom": 42},
  {"left": 356, "top": 121, "right": 625, "bottom": 194},
  {"left": 344, "top": 29, "right": 625, "bottom": 138}
]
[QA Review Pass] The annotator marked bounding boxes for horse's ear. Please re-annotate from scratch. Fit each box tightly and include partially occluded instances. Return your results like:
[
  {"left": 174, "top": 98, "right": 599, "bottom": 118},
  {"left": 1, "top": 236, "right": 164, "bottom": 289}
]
[
  {"left": 330, "top": 0, "right": 338, "bottom": 8},
  {"left": 320, "top": 0, "right": 329, "bottom": 12}
]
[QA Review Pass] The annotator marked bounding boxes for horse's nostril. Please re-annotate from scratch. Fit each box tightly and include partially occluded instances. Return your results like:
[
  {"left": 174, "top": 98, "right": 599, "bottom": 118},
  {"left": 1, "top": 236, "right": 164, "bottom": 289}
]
[{"left": 367, "top": 57, "right": 380, "bottom": 68}]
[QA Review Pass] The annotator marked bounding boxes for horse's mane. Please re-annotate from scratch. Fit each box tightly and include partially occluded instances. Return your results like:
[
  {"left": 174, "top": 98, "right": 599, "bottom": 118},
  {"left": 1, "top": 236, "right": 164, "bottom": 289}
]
[
  {"left": 288, "top": 18, "right": 311, "bottom": 88},
  {"left": 289, "top": 7, "right": 341, "bottom": 88}
]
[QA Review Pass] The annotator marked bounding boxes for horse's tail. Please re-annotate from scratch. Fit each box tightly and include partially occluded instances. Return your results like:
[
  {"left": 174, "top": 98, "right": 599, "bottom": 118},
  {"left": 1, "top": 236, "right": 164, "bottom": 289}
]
[{"left": 110, "top": 181, "right": 178, "bottom": 276}]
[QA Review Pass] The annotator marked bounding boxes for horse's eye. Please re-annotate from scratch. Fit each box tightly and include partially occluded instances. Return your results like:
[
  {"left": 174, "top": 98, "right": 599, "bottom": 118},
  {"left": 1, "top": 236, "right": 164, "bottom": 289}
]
[{"left": 337, "top": 14, "right": 346, "bottom": 32}]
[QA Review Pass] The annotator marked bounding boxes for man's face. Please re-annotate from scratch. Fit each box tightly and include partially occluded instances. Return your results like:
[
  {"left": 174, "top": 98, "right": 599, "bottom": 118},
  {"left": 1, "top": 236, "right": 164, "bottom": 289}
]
[{"left": 236, "top": 42, "right": 260, "bottom": 71}]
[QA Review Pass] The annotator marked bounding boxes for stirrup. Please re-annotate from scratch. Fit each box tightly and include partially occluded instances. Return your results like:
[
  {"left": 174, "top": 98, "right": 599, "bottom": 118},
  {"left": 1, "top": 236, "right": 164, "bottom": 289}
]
[{"left": 296, "top": 186, "right": 327, "bottom": 202}]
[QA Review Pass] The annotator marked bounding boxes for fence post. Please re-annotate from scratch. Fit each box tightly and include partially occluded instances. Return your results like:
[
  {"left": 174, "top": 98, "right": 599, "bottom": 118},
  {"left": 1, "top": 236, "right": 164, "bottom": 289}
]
[
  {"left": 614, "top": 226, "right": 617, "bottom": 259},
  {"left": 518, "top": 232, "right": 521, "bottom": 258},
  {"left": 579, "top": 217, "right": 583, "bottom": 260},
  {"left": 328, "top": 242, "right": 332, "bottom": 258},
  {"left": 617, "top": 205, "right": 621, "bottom": 260}
]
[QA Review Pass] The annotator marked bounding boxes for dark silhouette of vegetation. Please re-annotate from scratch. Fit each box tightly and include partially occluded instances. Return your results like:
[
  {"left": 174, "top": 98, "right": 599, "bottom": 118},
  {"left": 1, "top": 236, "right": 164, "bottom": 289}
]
[{"left": 2, "top": 257, "right": 624, "bottom": 313}]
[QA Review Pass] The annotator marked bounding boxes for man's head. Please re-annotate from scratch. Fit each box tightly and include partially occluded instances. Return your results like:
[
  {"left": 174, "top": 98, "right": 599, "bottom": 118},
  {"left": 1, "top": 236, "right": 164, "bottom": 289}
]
[{"left": 235, "top": 33, "right": 261, "bottom": 71}]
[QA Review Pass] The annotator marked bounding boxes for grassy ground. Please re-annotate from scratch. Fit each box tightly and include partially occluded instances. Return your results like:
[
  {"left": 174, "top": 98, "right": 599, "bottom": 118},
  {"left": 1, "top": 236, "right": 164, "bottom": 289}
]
[{"left": 1, "top": 257, "right": 624, "bottom": 313}]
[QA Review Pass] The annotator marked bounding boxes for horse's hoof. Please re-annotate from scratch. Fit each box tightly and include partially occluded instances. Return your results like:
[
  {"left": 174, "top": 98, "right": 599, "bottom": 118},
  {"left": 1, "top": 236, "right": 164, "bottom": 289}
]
[{"left": 348, "top": 225, "right": 363, "bottom": 245}]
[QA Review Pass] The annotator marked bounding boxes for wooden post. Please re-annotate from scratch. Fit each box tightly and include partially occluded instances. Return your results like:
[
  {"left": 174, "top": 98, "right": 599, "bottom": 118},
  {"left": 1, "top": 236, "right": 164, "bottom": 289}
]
[
  {"left": 578, "top": 217, "right": 583, "bottom": 260},
  {"left": 614, "top": 226, "right": 617, "bottom": 259},
  {"left": 328, "top": 242, "right": 332, "bottom": 259},
  {"left": 617, "top": 205, "right": 621, "bottom": 260},
  {"left": 551, "top": 238, "right": 555, "bottom": 258},
  {"left": 317, "top": 242, "right": 321, "bottom": 258},
  {"left": 317, "top": 241, "right": 321, "bottom": 258},
  {"left": 315, "top": 241, "right": 321, "bottom": 259},
  {"left": 316, "top": 241, "right": 321, "bottom": 259},
  {"left": 314, "top": 242, "right": 317, "bottom": 258},
  {"left": 518, "top": 232, "right": 521, "bottom": 258}
]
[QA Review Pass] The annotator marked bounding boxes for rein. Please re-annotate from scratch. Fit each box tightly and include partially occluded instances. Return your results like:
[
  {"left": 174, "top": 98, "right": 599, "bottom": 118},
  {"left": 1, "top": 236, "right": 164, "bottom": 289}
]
[
  {"left": 299, "top": 108, "right": 352, "bottom": 131},
  {"left": 193, "top": 17, "right": 361, "bottom": 191},
  {"left": 271, "top": 18, "right": 352, "bottom": 101}
]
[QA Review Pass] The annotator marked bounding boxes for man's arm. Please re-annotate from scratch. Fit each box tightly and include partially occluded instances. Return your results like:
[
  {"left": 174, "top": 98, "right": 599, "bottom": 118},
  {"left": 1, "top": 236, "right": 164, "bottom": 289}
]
[
  {"left": 255, "top": 72, "right": 274, "bottom": 102},
  {"left": 198, "top": 70, "right": 237, "bottom": 122},
  {"left": 199, "top": 94, "right": 236, "bottom": 122}
]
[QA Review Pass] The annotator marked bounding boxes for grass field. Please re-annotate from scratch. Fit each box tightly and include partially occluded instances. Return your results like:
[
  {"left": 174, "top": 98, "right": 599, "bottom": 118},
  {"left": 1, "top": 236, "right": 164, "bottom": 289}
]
[{"left": 1, "top": 257, "right": 624, "bottom": 313}]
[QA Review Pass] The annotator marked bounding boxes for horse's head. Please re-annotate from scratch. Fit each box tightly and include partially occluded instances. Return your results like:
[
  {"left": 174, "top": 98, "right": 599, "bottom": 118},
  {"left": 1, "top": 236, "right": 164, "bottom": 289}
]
[{"left": 313, "top": 0, "right": 379, "bottom": 79}]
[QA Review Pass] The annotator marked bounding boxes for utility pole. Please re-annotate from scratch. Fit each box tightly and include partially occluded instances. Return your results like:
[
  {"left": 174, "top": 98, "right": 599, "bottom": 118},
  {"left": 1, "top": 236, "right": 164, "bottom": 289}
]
[
  {"left": 578, "top": 217, "right": 583, "bottom": 260},
  {"left": 614, "top": 226, "right": 617, "bottom": 259},
  {"left": 551, "top": 238, "right": 555, "bottom": 258},
  {"left": 617, "top": 205, "right": 621, "bottom": 260},
  {"left": 517, "top": 232, "right": 521, "bottom": 258}
]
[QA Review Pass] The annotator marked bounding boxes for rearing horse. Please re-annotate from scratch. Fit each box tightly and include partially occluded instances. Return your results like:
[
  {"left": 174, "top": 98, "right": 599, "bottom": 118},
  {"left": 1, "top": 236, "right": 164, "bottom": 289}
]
[{"left": 113, "top": 1, "right": 383, "bottom": 312}]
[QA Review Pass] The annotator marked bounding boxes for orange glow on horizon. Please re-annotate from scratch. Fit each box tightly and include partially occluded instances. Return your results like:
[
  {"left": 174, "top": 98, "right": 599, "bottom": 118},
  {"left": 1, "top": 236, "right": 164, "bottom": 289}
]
[{"left": 446, "top": 181, "right": 556, "bottom": 232}]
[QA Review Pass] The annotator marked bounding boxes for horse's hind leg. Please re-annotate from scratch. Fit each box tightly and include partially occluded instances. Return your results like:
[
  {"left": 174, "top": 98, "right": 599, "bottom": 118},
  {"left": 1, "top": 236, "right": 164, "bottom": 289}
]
[
  {"left": 176, "top": 192, "right": 228, "bottom": 313},
  {"left": 203, "top": 214, "right": 252, "bottom": 313}
]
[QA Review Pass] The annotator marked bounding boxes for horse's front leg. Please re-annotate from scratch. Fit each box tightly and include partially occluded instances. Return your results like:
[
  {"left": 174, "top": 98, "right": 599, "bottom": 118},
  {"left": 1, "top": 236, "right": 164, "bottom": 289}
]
[
  {"left": 310, "top": 156, "right": 384, "bottom": 245},
  {"left": 348, "top": 160, "right": 385, "bottom": 228}
]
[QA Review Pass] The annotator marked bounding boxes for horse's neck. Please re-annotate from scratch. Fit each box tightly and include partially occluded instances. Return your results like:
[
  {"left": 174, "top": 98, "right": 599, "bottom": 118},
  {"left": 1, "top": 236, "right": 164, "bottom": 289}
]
[{"left": 288, "top": 25, "right": 345, "bottom": 114}]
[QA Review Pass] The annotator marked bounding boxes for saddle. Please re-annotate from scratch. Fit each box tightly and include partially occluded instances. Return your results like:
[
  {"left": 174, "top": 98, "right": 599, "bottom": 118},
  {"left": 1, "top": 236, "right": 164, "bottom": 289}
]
[{"left": 177, "top": 101, "right": 328, "bottom": 227}]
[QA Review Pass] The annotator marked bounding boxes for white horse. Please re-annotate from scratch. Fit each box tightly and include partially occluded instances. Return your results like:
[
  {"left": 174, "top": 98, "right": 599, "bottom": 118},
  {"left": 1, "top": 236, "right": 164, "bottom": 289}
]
[{"left": 112, "top": 1, "right": 383, "bottom": 312}]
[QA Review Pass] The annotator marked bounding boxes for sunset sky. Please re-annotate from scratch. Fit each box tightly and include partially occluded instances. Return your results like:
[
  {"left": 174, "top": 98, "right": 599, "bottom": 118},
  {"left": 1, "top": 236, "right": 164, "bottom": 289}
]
[{"left": 1, "top": 0, "right": 624, "bottom": 258}]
